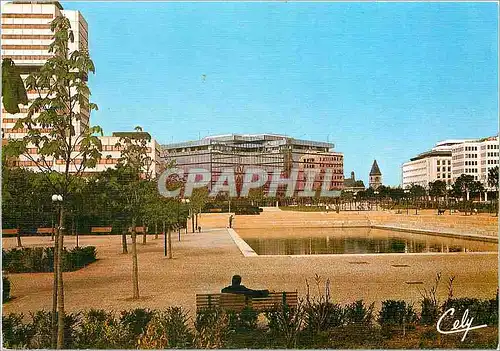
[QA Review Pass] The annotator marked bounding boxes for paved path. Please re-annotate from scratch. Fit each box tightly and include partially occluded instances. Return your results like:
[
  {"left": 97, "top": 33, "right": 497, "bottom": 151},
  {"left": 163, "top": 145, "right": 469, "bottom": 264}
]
[{"left": 3, "top": 226, "right": 497, "bottom": 316}]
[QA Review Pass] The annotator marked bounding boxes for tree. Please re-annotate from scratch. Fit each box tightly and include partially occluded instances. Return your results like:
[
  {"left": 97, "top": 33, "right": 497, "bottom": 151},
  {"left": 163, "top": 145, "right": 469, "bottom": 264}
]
[
  {"left": 2, "top": 58, "right": 28, "bottom": 114},
  {"left": 488, "top": 166, "right": 499, "bottom": 192},
  {"left": 115, "top": 126, "right": 154, "bottom": 300},
  {"left": 189, "top": 187, "right": 209, "bottom": 232},
  {"left": 3, "top": 16, "right": 101, "bottom": 349},
  {"left": 451, "top": 174, "right": 475, "bottom": 200},
  {"left": 429, "top": 180, "right": 447, "bottom": 200}
]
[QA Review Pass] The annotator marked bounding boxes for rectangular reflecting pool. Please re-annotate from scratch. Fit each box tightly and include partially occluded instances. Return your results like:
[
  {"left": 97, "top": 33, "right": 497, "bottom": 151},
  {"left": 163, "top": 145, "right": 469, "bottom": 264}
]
[{"left": 237, "top": 228, "right": 497, "bottom": 255}]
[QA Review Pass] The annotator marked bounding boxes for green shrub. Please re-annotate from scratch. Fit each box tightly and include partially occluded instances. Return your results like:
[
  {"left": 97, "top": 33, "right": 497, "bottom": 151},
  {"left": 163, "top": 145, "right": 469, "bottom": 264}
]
[
  {"left": 227, "top": 307, "right": 259, "bottom": 331},
  {"left": 265, "top": 303, "right": 305, "bottom": 348},
  {"left": 420, "top": 297, "right": 440, "bottom": 326},
  {"left": 119, "top": 308, "right": 154, "bottom": 345},
  {"left": 73, "top": 309, "right": 127, "bottom": 349},
  {"left": 28, "top": 310, "right": 78, "bottom": 349},
  {"left": 441, "top": 297, "right": 498, "bottom": 327},
  {"left": 378, "top": 300, "right": 417, "bottom": 328},
  {"left": 194, "top": 308, "right": 230, "bottom": 349},
  {"left": 2, "top": 246, "right": 96, "bottom": 273},
  {"left": 2, "top": 313, "right": 33, "bottom": 348},
  {"left": 137, "top": 307, "right": 192, "bottom": 349},
  {"left": 3, "top": 276, "right": 11, "bottom": 303},
  {"left": 343, "top": 300, "right": 374, "bottom": 326}
]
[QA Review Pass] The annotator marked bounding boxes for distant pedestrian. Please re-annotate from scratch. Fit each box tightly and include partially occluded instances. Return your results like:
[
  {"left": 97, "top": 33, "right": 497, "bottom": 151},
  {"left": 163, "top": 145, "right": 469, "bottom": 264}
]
[
  {"left": 229, "top": 215, "right": 234, "bottom": 228},
  {"left": 198, "top": 226, "right": 201, "bottom": 233}
]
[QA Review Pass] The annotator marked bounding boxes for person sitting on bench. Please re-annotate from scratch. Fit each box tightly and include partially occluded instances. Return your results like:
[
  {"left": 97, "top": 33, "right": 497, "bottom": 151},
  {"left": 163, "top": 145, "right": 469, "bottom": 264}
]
[
  {"left": 221, "top": 275, "right": 269, "bottom": 298},
  {"left": 437, "top": 208, "right": 446, "bottom": 215}
]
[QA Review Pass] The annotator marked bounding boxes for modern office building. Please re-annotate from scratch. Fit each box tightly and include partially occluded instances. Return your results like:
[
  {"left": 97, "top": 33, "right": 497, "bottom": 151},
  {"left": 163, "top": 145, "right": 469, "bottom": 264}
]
[
  {"left": 452, "top": 136, "right": 499, "bottom": 188},
  {"left": 162, "top": 134, "right": 344, "bottom": 192},
  {"left": 1, "top": 1, "right": 89, "bottom": 139},
  {"left": 402, "top": 137, "right": 498, "bottom": 190},
  {"left": 1, "top": 2, "right": 162, "bottom": 177}
]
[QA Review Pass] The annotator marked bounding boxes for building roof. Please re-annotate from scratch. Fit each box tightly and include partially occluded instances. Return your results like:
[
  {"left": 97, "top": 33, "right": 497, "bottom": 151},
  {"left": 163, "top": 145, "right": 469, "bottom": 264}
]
[
  {"left": 370, "top": 160, "right": 381, "bottom": 176},
  {"left": 410, "top": 150, "right": 451, "bottom": 161}
]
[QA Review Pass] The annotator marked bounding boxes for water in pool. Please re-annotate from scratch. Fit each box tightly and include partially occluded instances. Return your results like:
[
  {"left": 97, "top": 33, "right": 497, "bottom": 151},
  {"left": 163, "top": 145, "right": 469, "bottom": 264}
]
[{"left": 238, "top": 228, "right": 497, "bottom": 255}]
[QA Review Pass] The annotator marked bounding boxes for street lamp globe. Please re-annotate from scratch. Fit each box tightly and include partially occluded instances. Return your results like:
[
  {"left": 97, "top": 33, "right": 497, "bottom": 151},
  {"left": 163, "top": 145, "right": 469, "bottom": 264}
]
[{"left": 52, "top": 194, "right": 63, "bottom": 202}]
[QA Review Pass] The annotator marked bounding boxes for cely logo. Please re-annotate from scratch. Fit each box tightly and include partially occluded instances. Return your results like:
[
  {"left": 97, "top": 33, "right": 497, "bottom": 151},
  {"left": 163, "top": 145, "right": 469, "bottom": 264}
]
[{"left": 436, "top": 308, "right": 487, "bottom": 341}]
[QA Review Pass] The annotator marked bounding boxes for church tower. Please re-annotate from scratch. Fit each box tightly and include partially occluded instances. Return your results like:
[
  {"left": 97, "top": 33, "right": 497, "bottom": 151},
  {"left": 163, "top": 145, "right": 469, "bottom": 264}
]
[{"left": 369, "top": 160, "right": 382, "bottom": 189}]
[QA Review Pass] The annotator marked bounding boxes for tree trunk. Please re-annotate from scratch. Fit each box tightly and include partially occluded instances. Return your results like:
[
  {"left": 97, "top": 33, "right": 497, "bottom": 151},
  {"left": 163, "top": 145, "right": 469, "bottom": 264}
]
[
  {"left": 16, "top": 227, "right": 22, "bottom": 247},
  {"left": 121, "top": 230, "right": 128, "bottom": 254},
  {"left": 142, "top": 222, "right": 147, "bottom": 244},
  {"left": 191, "top": 211, "right": 195, "bottom": 233},
  {"left": 75, "top": 219, "right": 79, "bottom": 248},
  {"left": 131, "top": 223, "right": 140, "bottom": 299},
  {"left": 167, "top": 228, "right": 172, "bottom": 259},
  {"left": 155, "top": 222, "right": 158, "bottom": 239},
  {"left": 51, "top": 220, "right": 59, "bottom": 349},
  {"left": 163, "top": 221, "right": 166, "bottom": 256},
  {"left": 195, "top": 213, "right": 198, "bottom": 231},
  {"left": 56, "top": 205, "right": 65, "bottom": 349}
]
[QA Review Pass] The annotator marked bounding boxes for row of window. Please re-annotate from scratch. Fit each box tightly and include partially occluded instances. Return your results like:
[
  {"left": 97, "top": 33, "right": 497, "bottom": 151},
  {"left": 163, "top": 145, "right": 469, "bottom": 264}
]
[
  {"left": 487, "top": 159, "right": 498, "bottom": 165},
  {"left": 436, "top": 160, "right": 451, "bottom": 165},
  {"left": 465, "top": 146, "right": 478, "bottom": 151},
  {"left": 436, "top": 173, "right": 451, "bottom": 179},
  {"left": 487, "top": 144, "right": 499, "bottom": 149},
  {"left": 465, "top": 154, "right": 478, "bottom": 158},
  {"left": 437, "top": 166, "right": 451, "bottom": 172},
  {"left": 465, "top": 168, "right": 478, "bottom": 173},
  {"left": 487, "top": 152, "right": 499, "bottom": 157},
  {"left": 464, "top": 161, "right": 477, "bottom": 166}
]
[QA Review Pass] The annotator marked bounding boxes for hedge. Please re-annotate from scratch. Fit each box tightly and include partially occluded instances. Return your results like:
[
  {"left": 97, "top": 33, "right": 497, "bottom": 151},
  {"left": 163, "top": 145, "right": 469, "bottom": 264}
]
[{"left": 2, "top": 246, "right": 97, "bottom": 273}]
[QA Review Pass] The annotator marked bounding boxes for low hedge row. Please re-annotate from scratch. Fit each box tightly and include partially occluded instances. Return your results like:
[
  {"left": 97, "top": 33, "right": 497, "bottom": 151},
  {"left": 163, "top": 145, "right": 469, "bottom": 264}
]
[
  {"left": 2, "top": 296, "right": 498, "bottom": 349},
  {"left": 3, "top": 276, "right": 11, "bottom": 303},
  {"left": 2, "top": 246, "right": 97, "bottom": 273}
]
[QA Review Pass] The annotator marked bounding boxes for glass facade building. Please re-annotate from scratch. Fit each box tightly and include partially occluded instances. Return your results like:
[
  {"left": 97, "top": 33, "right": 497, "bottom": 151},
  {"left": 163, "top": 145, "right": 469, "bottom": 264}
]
[{"left": 162, "top": 134, "right": 344, "bottom": 194}]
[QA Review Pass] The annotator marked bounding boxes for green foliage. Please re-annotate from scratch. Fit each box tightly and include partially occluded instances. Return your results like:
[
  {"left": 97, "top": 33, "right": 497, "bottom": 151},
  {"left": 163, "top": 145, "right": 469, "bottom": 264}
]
[
  {"left": 73, "top": 309, "right": 128, "bottom": 349},
  {"left": 343, "top": 300, "right": 375, "bottom": 326},
  {"left": 488, "top": 166, "right": 499, "bottom": 190},
  {"left": 1, "top": 58, "right": 28, "bottom": 114},
  {"left": 137, "top": 307, "right": 192, "bottom": 349},
  {"left": 3, "top": 276, "right": 11, "bottom": 303},
  {"left": 2, "top": 246, "right": 96, "bottom": 273},
  {"left": 194, "top": 308, "right": 231, "bottom": 349},
  {"left": 2, "top": 313, "right": 32, "bottom": 348},
  {"left": 227, "top": 307, "right": 259, "bottom": 331},
  {"left": 378, "top": 300, "right": 417, "bottom": 328},
  {"left": 265, "top": 304, "right": 305, "bottom": 348},
  {"left": 119, "top": 308, "right": 154, "bottom": 343},
  {"left": 441, "top": 297, "right": 498, "bottom": 327}
]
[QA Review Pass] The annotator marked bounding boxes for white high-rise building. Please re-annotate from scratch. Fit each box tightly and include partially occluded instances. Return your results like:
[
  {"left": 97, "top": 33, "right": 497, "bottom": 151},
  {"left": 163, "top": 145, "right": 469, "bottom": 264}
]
[
  {"left": 1, "top": 1, "right": 89, "bottom": 139},
  {"left": 452, "top": 136, "right": 499, "bottom": 189},
  {"left": 1, "top": 2, "right": 162, "bottom": 177}
]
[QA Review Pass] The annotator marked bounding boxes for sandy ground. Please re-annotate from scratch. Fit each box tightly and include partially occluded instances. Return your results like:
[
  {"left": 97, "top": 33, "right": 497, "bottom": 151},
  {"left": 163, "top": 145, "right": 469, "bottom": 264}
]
[{"left": 2, "top": 210, "right": 498, "bottom": 316}]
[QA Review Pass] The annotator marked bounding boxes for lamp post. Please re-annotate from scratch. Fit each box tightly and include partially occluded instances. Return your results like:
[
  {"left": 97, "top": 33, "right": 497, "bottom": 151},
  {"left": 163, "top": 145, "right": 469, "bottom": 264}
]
[
  {"left": 182, "top": 198, "right": 190, "bottom": 233},
  {"left": 404, "top": 189, "right": 410, "bottom": 215},
  {"left": 374, "top": 190, "right": 379, "bottom": 211}
]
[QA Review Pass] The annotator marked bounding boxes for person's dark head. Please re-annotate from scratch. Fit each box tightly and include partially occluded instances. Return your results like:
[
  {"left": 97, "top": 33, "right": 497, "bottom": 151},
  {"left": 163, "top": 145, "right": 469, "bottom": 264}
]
[{"left": 231, "top": 275, "right": 242, "bottom": 286}]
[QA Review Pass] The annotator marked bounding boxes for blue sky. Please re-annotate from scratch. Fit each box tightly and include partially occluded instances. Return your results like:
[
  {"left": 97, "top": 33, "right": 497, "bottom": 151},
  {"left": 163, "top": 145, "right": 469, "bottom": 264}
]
[{"left": 66, "top": 2, "right": 498, "bottom": 186}]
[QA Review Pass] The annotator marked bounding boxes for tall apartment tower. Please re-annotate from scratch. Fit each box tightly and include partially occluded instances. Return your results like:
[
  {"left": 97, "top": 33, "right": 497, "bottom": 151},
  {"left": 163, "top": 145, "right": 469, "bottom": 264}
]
[
  {"left": 369, "top": 159, "right": 382, "bottom": 189},
  {"left": 1, "top": 1, "right": 90, "bottom": 140}
]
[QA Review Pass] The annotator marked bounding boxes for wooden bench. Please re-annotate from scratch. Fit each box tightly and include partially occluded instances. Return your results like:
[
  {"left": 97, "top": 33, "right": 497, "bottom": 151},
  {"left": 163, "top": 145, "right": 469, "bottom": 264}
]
[
  {"left": 37, "top": 227, "right": 54, "bottom": 234},
  {"left": 91, "top": 226, "right": 113, "bottom": 234},
  {"left": 196, "top": 292, "right": 298, "bottom": 312},
  {"left": 2, "top": 228, "right": 19, "bottom": 236}
]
